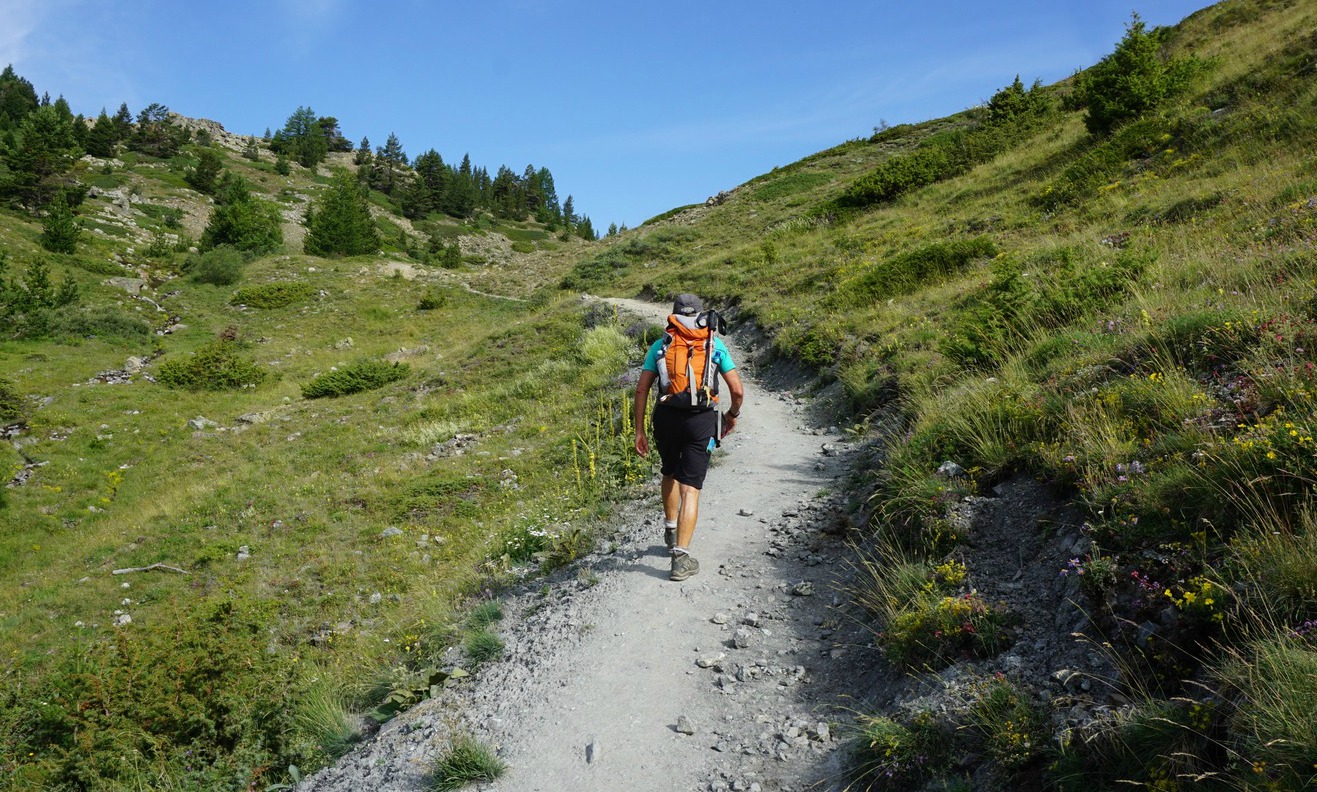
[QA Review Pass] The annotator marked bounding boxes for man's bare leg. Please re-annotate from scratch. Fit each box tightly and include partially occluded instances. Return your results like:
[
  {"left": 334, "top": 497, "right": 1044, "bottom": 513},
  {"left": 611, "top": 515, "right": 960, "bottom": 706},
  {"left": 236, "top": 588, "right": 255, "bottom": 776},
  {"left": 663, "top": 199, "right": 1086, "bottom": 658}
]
[
  {"left": 674, "top": 483, "right": 700, "bottom": 550},
  {"left": 662, "top": 475, "right": 679, "bottom": 523}
]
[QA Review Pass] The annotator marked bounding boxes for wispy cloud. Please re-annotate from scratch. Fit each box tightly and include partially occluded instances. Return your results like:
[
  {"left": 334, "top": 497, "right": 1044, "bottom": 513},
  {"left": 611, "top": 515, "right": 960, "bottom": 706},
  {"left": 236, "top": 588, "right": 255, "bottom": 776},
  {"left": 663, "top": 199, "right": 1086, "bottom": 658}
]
[
  {"left": 275, "top": 0, "right": 346, "bottom": 54},
  {"left": 0, "top": 0, "right": 47, "bottom": 66}
]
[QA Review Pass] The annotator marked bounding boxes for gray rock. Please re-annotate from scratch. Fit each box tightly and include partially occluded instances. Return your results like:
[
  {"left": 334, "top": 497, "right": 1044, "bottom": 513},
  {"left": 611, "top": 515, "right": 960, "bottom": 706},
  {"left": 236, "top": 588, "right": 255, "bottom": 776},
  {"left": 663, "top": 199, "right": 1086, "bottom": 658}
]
[
  {"left": 236, "top": 545, "right": 250, "bottom": 561},
  {"left": 742, "top": 612, "right": 761, "bottom": 628},
  {"left": 585, "top": 739, "right": 600, "bottom": 764},
  {"left": 188, "top": 416, "right": 218, "bottom": 430},
  {"left": 733, "top": 628, "right": 753, "bottom": 649},
  {"left": 791, "top": 581, "right": 814, "bottom": 597},
  {"left": 334, "top": 337, "right": 354, "bottom": 350},
  {"left": 114, "top": 613, "right": 132, "bottom": 627},
  {"left": 737, "top": 508, "right": 755, "bottom": 517},
  {"left": 380, "top": 526, "right": 404, "bottom": 538},
  {"left": 711, "top": 612, "right": 730, "bottom": 625},
  {"left": 676, "top": 715, "right": 696, "bottom": 735},
  {"left": 124, "top": 356, "right": 146, "bottom": 373},
  {"left": 236, "top": 412, "right": 268, "bottom": 424},
  {"left": 105, "top": 277, "right": 145, "bottom": 295},
  {"left": 937, "top": 460, "right": 966, "bottom": 478}
]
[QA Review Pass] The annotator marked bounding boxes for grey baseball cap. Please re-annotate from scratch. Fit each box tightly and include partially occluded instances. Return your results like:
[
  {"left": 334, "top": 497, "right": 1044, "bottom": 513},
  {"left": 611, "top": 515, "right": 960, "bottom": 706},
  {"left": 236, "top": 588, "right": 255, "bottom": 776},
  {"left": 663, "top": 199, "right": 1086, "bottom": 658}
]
[{"left": 672, "top": 293, "right": 703, "bottom": 316}]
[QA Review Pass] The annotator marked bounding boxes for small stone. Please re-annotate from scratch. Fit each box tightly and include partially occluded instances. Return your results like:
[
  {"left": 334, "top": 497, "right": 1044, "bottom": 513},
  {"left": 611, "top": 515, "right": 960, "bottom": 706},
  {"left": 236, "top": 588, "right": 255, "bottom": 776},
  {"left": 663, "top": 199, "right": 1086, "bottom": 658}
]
[
  {"left": 188, "top": 416, "right": 217, "bottom": 430},
  {"left": 380, "top": 526, "right": 404, "bottom": 538},
  {"left": 586, "top": 739, "right": 600, "bottom": 764},
  {"left": 369, "top": 592, "right": 382, "bottom": 605},
  {"left": 696, "top": 653, "right": 725, "bottom": 669},
  {"left": 742, "top": 612, "right": 761, "bottom": 628},
  {"left": 236, "top": 545, "right": 250, "bottom": 561},
  {"left": 114, "top": 613, "right": 132, "bottom": 626},
  {"left": 711, "top": 612, "right": 730, "bottom": 625},
  {"left": 737, "top": 508, "right": 755, "bottom": 517},
  {"left": 733, "top": 628, "right": 753, "bottom": 649},
  {"left": 937, "top": 460, "right": 966, "bottom": 478},
  {"left": 791, "top": 581, "right": 814, "bottom": 597},
  {"left": 676, "top": 715, "right": 696, "bottom": 735}
]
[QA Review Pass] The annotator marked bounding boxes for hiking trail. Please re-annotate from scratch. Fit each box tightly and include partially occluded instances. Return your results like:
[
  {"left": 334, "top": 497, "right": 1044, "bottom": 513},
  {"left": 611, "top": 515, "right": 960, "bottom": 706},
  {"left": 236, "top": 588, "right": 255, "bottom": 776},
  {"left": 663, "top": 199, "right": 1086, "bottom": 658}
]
[{"left": 301, "top": 297, "right": 875, "bottom": 792}]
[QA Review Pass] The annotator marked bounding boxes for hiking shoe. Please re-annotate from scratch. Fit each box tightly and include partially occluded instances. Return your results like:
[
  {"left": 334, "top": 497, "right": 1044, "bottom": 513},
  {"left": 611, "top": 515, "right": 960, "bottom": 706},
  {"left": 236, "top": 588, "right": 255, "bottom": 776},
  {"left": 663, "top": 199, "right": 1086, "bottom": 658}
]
[
  {"left": 670, "top": 553, "right": 700, "bottom": 581},
  {"left": 664, "top": 527, "right": 676, "bottom": 550}
]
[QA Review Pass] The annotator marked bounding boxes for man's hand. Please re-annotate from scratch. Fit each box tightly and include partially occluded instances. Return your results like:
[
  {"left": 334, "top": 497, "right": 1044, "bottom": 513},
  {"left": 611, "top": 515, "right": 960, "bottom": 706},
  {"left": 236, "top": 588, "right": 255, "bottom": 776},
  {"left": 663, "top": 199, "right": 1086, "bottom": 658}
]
[
  {"left": 721, "top": 413, "right": 737, "bottom": 439},
  {"left": 635, "top": 431, "right": 649, "bottom": 458}
]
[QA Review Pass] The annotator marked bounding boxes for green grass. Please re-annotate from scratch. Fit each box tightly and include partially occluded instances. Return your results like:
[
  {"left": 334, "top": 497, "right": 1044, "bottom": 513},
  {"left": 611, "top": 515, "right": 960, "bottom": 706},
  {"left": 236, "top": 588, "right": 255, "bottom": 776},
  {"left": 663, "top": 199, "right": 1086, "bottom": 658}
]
[{"left": 431, "top": 735, "right": 505, "bottom": 791}]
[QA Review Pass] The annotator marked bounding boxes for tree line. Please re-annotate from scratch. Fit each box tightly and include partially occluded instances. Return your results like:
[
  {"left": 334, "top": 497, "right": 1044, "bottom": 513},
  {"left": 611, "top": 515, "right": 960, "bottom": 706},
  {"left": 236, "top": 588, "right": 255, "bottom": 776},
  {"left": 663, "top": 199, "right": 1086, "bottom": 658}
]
[{"left": 0, "top": 66, "right": 598, "bottom": 247}]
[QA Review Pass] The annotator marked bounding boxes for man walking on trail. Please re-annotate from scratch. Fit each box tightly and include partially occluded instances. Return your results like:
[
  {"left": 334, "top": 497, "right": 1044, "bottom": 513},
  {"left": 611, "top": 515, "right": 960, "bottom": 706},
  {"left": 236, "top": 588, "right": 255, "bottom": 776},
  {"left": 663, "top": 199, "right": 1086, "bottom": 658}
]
[{"left": 633, "top": 293, "right": 744, "bottom": 581}]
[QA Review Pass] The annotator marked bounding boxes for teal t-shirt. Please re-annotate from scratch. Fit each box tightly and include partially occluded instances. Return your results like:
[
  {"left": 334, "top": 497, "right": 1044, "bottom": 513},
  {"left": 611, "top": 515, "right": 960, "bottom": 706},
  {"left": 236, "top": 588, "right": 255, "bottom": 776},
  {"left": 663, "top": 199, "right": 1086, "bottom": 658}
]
[{"left": 642, "top": 337, "right": 735, "bottom": 374}]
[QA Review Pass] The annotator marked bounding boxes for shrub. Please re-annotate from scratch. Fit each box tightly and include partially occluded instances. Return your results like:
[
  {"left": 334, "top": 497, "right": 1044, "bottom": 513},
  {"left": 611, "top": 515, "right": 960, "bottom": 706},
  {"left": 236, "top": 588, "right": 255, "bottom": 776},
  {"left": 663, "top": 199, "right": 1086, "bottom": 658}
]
[
  {"left": 157, "top": 339, "right": 269, "bottom": 391},
  {"left": 882, "top": 592, "right": 1015, "bottom": 668},
  {"left": 1070, "top": 14, "right": 1201, "bottom": 136},
  {"left": 230, "top": 281, "right": 314, "bottom": 308},
  {"left": 8, "top": 597, "right": 313, "bottom": 789},
  {"left": 850, "top": 712, "right": 949, "bottom": 790},
  {"left": 1051, "top": 700, "right": 1226, "bottom": 790},
  {"left": 966, "top": 678, "right": 1048, "bottom": 773},
  {"left": 47, "top": 305, "right": 152, "bottom": 342},
  {"left": 560, "top": 227, "right": 697, "bottom": 291},
  {"left": 301, "top": 359, "right": 409, "bottom": 399},
  {"left": 578, "top": 325, "right": 630, "bottom": 370},
  {"left": 417, "top": 287, "right": 448, "bottom": 311},
  {"left": 184, "top": 245, "right": 247, "bottom": 286},
  {"left": 836, "top": 237, "right": 998, "bottom": 306},
  {"left": 431, "top": 735, "right": 505, "bottom": 791},
  {"left": 0, "top": 377, "right": 23, "bottom": 423}
]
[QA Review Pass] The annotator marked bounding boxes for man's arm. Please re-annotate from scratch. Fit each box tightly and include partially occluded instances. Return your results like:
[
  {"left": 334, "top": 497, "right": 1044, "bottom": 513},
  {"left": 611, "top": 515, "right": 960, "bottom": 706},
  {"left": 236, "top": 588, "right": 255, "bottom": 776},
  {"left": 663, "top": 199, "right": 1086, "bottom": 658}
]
[
  {"left": 633, "top": 369, "right": 657, "bottom": 457},
  {"left": 720, "top": 369, "right": 745, "bottom": 438}
]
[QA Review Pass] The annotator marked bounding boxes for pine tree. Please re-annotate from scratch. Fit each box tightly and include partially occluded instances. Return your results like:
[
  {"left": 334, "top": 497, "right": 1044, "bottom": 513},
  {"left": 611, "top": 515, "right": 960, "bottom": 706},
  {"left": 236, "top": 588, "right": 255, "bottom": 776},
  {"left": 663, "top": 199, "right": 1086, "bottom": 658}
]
[
  {"left": 304, "top": 170, "right": 380, "bottom": 257},
  {"left": 354, "top": 136, "right": 372, "bottom": 167},
  {"left": 272, "top": 106, "right": 328, "bottom": 169},
  {"left": 200, "top": 176, "right": 283, "bottom": 254},
  {"left": 185, "top": 148, "right": 225, "bottom": 194},
  {"left": 111, "top": 102, "right": 133, "bottom": 142},
  {"left": 3, "top": 103, "right": 83, "bottom": 207},
  {"left": 0, "top": 65, "right": 38, "bottom": 129},
  {"left": 130, "top": 103, "right": 186, "bottom": 158},
  {"left": 317, "top": 116, "right": 352, "bottom": 152},
  {"left": 84, "top": 109, "right": 118, "bottom": 158},
  {"left": 562, "top": 195, "right": 576, "bottom": 229},
  {"left": 370, "top": 133, "right": 408, "bottom": 194},
  {"left": 39, "top": 193, "right": 80, "bottom": 253}
]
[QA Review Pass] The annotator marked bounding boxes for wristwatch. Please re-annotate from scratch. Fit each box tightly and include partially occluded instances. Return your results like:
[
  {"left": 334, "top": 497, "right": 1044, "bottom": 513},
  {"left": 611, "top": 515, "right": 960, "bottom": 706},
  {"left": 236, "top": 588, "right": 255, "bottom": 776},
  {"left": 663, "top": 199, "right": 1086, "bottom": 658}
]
[{"left": 726, "top": 410, "right": 740, "bottom": 419}]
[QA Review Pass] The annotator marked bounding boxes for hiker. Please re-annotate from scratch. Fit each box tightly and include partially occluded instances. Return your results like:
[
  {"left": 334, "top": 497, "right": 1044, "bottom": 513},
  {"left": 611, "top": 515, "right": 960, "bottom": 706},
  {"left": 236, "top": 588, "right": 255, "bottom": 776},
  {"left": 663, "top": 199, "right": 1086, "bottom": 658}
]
[{"left": 633, "top": 293, "right": 744, "bottom": 581}]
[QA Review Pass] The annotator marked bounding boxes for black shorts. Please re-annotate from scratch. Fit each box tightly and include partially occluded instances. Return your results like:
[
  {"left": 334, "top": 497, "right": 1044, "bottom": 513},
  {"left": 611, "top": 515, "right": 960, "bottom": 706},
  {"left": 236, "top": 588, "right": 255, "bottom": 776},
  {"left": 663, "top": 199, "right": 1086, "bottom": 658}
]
[{"left": 652, "top": 406, "right": 718, "bottom": 489}]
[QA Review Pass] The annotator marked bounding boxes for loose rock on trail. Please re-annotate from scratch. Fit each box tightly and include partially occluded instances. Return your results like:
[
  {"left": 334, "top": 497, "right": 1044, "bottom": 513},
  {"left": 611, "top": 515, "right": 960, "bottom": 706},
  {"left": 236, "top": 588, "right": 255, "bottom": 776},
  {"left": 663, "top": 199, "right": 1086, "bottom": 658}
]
[{"left": 300, "top": 298, "right": 874, "bottom": 792}]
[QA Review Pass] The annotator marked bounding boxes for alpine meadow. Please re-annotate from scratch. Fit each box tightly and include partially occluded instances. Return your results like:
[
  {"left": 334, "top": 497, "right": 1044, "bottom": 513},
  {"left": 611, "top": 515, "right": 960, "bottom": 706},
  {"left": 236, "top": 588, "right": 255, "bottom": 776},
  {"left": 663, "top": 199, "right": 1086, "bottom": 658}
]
[{"left": 4, "top": 0, "right": 1317, "bottom": 790}]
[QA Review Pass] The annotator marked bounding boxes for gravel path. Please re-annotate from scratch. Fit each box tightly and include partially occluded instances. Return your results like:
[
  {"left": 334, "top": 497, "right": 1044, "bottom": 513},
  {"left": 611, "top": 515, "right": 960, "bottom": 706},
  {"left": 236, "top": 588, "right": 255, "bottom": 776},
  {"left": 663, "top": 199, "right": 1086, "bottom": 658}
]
[{"left": 301, "top": 298, "right": 872, "bottom": 792}]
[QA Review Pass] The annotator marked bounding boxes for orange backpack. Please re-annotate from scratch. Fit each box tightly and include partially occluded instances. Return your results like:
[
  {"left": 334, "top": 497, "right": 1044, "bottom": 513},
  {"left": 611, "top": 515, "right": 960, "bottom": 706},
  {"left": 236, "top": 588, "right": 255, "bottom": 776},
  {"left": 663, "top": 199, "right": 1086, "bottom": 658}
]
[{"left": 657, "top": 311, "right": 723, "bottom": 409}]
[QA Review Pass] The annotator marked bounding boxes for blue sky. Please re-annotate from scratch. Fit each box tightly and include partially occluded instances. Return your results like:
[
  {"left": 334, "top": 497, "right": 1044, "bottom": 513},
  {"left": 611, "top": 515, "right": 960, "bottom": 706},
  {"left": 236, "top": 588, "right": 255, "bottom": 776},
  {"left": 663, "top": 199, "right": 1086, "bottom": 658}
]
[{"left": 2, "top": 0, "right": 1216, "bottom": 229}]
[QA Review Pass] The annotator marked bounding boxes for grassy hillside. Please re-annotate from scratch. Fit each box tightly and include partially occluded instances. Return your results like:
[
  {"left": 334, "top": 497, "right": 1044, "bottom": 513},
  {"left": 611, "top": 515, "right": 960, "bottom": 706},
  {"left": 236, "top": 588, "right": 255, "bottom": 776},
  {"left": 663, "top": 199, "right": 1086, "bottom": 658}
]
[
  {"left": 5, "top": 0, "right": 1317, "bottom": 788},
  {"left": 0, "top": 121, "right": 650, "bottom": 788},
  {"left": 568, "top": 0, "right": 1317, "bottom": 788}
]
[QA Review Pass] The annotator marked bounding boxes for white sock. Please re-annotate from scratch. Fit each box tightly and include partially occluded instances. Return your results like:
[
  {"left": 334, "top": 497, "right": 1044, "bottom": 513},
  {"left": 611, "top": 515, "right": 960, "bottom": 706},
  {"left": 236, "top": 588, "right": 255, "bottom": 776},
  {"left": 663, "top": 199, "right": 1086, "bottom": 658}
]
[
  {"left": 664, "top": 519, "right": 677, "bottom": 530},
  {"left": 672, "top": 546, "right": 689, "bottom": 556}
]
